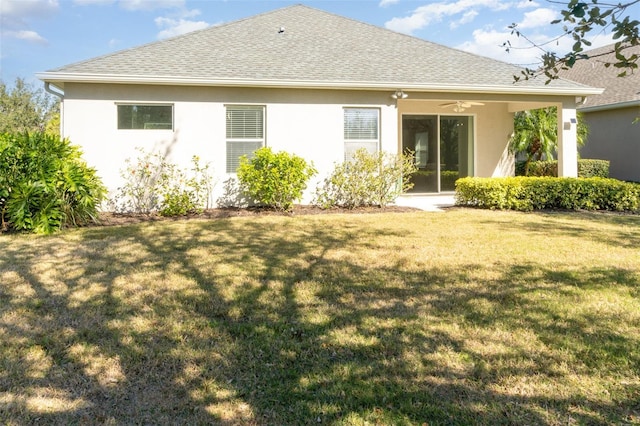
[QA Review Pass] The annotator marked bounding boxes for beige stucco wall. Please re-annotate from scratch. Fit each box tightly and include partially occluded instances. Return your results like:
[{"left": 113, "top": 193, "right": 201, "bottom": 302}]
[
  {"left": 580, "top": 106, "right": 640, "bottom": 182},
  {"left": 63, "top": 83, "right": 399, "bottom": 205},
  {"left": 62, "top": 83, "right": 570, "bottom": 207}
]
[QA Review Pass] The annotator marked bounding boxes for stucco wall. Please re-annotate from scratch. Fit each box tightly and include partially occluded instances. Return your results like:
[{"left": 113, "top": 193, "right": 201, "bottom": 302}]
[
  {"left": 63, "top": 83, "right": 402, "bottom": 205},
  {"left": 580, "top": 106, "right": 640, "bottom": 182},
  {"left": 62, "top": 83, "right": 518, "bottom": 208}
]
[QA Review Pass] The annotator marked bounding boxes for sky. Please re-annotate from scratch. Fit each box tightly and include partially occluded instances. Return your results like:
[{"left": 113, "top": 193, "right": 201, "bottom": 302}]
[{"left": 1, "top": 0, "right": 637, "bottom": 87}]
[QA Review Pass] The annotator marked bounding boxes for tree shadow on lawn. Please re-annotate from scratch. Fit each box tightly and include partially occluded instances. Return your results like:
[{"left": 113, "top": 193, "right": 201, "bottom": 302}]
[
  {"left": 1, "top": 217, "right": 638, "bottom": 425},
  {"left": 481, "top": 209, "right": 640, "bottom": 250}
]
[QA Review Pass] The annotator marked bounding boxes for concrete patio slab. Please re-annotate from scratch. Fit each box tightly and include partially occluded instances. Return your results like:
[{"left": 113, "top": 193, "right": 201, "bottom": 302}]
[{"left": 394, "top": 195, "right": 456, "bottom": 212}]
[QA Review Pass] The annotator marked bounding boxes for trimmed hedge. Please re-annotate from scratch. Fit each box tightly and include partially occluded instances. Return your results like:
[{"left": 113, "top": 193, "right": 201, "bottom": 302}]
[
  {"left": 455, "top": 177, "right": 640, "bottom": 212},
  {"left": 515, "top": 159, "right": 610, "bottom": 178},
  {"left": 579, "top": 159, "right": 610, "bottom": 178}
]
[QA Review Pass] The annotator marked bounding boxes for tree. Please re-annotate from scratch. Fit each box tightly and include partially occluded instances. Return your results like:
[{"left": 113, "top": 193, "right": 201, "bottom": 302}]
[
  {"left": 508, "top": 0, "right": 639, "bottom": 82},
  {"left": 509, "top": 107, "right": 589, "bottom": 175},
  {"left": 0, "top": 78, "right": 59, "bottom": 134}
]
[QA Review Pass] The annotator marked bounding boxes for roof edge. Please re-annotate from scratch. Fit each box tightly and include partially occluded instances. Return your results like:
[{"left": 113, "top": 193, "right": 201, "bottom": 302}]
[
  {"left": 579, "top": 99, "right": 640, "bottom": 113},
  {"left": 36, "top": 72, "right": 604, "bottom": 97}
]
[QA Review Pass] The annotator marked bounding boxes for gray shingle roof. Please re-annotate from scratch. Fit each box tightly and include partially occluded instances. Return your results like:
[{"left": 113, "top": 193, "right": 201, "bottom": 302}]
[
  {"left": 43, "top": 5, "right": 594, "bottom": 93},
  {"left": 556, "top": 43, "right": 640, "bottom": 109}
]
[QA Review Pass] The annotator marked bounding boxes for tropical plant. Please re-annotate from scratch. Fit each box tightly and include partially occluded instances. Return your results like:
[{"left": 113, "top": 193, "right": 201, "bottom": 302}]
[
  {"left": 509, "top": 107, "right": 589, "bottom": 175},
  {"left": 0, "top": 132, "right": 106, "bottom": 234},
  {"left": 237, "top": 147, "right": 316, "bottom": 211}
]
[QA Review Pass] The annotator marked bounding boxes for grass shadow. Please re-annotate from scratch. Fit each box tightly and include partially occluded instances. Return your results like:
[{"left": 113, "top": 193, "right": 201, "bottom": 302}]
[{"left": 1, "top": 212, "right": 638, "bottom": 424}]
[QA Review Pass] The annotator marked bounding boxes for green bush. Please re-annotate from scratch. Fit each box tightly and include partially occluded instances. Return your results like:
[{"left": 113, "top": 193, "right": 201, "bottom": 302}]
[
  {"left": 0, "top": 132, "right": 106, "bottom": 234},
  {"left": 455, "top": 176, "right": 640, "bottom": 212},
  {"left": 515, "top": 159, "right": 610, "bottom": 178},
  {"left": 237, "top": 147, "right": 316, "bottom": 211},
  {"left": 158, "top": 156, "right": 213, "bottom": 217},
  {"left": 113, "top": 149, "right": 214, "bottom": 216},
  {"left": 314, "top": 149, "right": 417, "bottom": 209},
  {"left": 578, "top": 159, "right": 610, "bottom": 178}
]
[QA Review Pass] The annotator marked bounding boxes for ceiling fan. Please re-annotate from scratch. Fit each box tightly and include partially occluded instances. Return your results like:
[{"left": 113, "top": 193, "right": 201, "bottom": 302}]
[{"left": 439, "top": 101, "right": 485, "bottom": 112}]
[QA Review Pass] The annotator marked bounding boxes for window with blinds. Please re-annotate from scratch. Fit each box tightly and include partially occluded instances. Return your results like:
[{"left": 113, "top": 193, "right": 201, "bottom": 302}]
[
  {"left": 226, "top": 105, "right": 265, "bottom": 173},
  {"left": 344, "top": 108, "right": 379, "bottom": 161}
]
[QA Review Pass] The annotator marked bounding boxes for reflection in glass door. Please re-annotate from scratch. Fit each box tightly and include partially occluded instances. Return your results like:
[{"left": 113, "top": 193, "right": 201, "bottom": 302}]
[
  {"left": 402, "top": 115, "right": 438, "bottom": 193},
  {"left": 402, "top": 115, "right": 474, "bottom": 193},
  {"left": 440, "top": 116, "right": 473, "bottom": 191}
]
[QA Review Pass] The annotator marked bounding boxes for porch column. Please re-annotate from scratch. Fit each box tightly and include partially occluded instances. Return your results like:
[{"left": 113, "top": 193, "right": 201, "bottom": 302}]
[{"left": 557, "top": 101, "right": 578, "bottom": 177}]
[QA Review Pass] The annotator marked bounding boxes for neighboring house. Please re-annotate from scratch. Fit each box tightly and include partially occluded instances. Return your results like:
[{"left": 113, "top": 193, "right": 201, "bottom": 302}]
[
  {"left": 37, "top": 5, "right": 600, "bottom": 205},
  {"left": 557, "top": 44, "right": 640, "bottom": 182}
]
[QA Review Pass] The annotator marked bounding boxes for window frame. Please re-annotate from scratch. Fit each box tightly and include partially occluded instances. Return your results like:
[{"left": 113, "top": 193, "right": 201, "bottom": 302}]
[
  {"left": 225, "top": 104, "right": 266, "bottom": 173},
  {"left": 116, "top": 103, "right": 174, "bottom": 130},
  {"left": 343, "top": 107, "right": 380, "bottom": 161}
]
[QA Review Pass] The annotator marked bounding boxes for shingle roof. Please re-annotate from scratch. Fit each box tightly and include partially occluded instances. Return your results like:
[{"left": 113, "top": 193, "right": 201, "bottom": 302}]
[
  {"left": 557, "top": 43, "right": 640, "bottom": 110},
  {"left": 41, "top": 5, "right": 596, "bottom": 94}
]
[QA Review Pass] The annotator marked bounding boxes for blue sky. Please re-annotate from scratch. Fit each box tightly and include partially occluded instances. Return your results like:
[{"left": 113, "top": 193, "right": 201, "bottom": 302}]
[{"left": 1, "top": 0, "right": 636, "bottom": 86}]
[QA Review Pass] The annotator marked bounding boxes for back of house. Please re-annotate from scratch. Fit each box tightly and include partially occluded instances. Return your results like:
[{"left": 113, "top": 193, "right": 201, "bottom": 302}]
[{"left": 37, "top": 5, "right": 600, "bottom": 207}]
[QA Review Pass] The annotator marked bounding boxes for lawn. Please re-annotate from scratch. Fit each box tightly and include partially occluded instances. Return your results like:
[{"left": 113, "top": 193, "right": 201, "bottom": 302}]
[{"left": 1, "top": 208, "right": 639, "bottom": 425}]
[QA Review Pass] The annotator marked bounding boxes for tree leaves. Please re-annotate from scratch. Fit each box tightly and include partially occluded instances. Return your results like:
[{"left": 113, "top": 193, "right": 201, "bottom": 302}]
[
  {"left": 0, "top": 78, "right": 59, "bottom": 134},
  {"left": 509, "top": 0, "right": 639, "bottom": 82}
]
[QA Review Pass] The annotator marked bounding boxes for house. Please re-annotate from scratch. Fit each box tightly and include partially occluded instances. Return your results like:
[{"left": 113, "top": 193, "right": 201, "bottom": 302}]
[
  {"left": 37, "top": 5, "right": 601, "bottom": 205},
  {"left": 557, "top": 43, "right": 640, "bottom": 182}
]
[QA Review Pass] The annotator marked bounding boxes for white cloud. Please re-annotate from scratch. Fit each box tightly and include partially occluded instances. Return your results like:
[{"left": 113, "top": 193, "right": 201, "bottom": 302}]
[
  {"left": 155, "top": 16, "right": 209, "bottom": 39},
  {"left": 74, "top": 0, "right": 184, "bottom": 10},
  {"left": 450, "top": 10, "right": 479, "bottom": 29},
  {"left": 0, "top": 0, "right": 59, "bottom": 21},
  {"left": 457, "top": 27, "right": 536, "bottom": 64},
  {"left": 72, "top": 0, "right": 208, "bottom": 40},
  {"left": 516, "top": 0, "right": 539, "bottom": 8},
  {"left": 3, "top": 30, "right": 48, "bottom": 45},
  {"left": 517, "top": 7, "right": 557, "bottom": 29},
  {"left": 120, "top": 0, "right": 184, "bottom": 11},
  {"left": 73, "top": 0, "right": 115, "bottom": 5},
  {"left": 379, "top": 0, "right": 400, "bottom": 7},
  {"left": 384, "top": 0, "right": 511, "bottom": 34},
  {"left": 0, "top": 0, "right": 57, "bottom": 45},
  {"left": 456, "top": 16, "right": 617, "bottom": 67}
]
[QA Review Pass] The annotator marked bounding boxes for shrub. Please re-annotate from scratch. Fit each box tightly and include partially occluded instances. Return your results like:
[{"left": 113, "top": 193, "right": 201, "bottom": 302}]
[
  {"left": 158, "top": 156, "right": 214, "bottom": 217},
  {"left": 515, "top": 159, "right": 610, "bottom": 178},
  {"left": 578, "top": 159, "right": 610, "bottom": 178},
  {"left": 455, "top": 176, "right": 640, "bottom": 212},
  {"left": 114, "top": 149, "right": 164, "bottom": 214},
  {"left": 0, "top": 132, "right": 106, "bottom": 234},
  {"left": 113, "top": 149, "right": 214, "bottom": 215},
  {"left": 236, "top": 147, "right": 316, "bottom": 211},
  {"left": 314, "top": 149, "right": 418, "bottom": 209}
]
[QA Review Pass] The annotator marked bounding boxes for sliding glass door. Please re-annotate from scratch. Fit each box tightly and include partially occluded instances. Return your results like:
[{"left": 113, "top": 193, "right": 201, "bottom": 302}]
[{"left": 402, "top": 114, "right": 474, "bottom": 193}]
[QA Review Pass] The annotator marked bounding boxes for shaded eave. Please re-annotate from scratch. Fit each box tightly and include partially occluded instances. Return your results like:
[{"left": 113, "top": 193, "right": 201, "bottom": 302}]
[{"left": 36, "top": 72, "right": 604, "bottom": 97}]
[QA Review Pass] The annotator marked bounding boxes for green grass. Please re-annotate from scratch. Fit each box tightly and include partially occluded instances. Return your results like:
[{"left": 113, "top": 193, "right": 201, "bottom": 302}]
[{"left": 1, "top": 208, "right": 639, "bottom": 425}]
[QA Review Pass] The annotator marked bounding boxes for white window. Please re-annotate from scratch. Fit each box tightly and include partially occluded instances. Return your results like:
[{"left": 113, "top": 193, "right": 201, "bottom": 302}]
[
  {"left": 226, "top": 105, "right": 265, "bottom": 173},
  {"left": 117, "top": 104, "right": 173, "bottom": 130},
  {"left": 344, "top": 108, "right": 379, "bottom": 161}
]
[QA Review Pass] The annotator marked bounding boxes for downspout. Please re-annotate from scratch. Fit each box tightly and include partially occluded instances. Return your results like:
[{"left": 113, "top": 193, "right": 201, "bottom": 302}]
[{"left": 44, "top": 82, "right": 64, "bottom": 136}]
